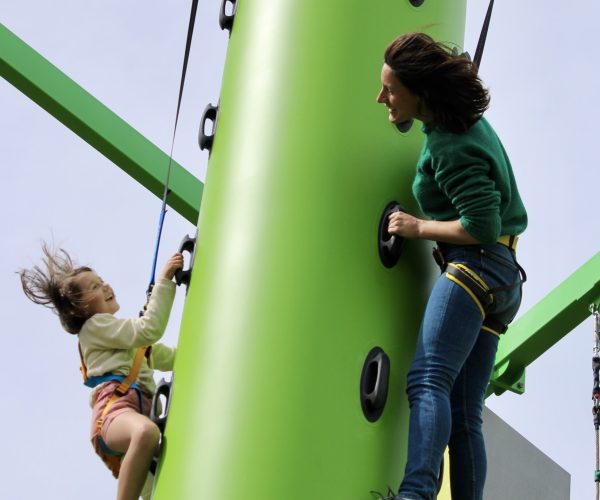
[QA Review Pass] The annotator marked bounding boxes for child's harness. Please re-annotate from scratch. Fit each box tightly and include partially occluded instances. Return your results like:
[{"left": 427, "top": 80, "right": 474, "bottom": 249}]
[{"left": 78, "top": 344, "right": 151, "bottom": 463}]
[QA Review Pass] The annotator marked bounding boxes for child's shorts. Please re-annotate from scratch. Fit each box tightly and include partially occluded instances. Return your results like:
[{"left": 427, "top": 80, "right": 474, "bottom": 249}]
[{"left": 90, "top": 381, "right": 153, "bottom": 478}]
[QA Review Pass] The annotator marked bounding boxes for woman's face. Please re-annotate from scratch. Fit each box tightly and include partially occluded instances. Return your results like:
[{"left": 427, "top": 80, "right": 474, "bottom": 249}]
[{"left": 376, "top": 63, "right": 421, "bottom": 124}]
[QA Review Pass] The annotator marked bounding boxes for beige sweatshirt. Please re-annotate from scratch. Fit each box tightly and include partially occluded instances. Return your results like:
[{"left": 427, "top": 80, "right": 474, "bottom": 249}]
[{"left": 78, "top": 278, "right": 176, "bottom": 398}]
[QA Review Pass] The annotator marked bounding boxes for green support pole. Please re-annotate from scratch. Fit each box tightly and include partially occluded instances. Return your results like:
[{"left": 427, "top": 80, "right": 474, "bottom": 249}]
[
  {"left": 153, "top": 1, "right": 466, "bottom": 499},
  {"left": 489, "top": 251, "right": 600, "bottom": 396},
  {"left": 0, "top": 22, "right": 202, "bottom": 224}
]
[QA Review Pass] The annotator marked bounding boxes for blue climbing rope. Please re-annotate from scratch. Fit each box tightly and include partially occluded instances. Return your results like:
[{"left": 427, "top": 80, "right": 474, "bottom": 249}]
[{"left": 147, "top": 0, "right": 199, "bottom": 300}]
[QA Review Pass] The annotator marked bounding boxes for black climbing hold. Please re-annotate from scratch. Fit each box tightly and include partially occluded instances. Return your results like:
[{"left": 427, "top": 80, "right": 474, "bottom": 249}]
[
  {"left": 198, "top": 103, "right": 219, "bottom": 153},
  {"left": 378, "top": 201, "right": 405, "bottom": 268},
  {"left": 219, "top": 0, "right": 238, "bottom": 33},
  {"left": 360, "top": 347, "right": 391, "bottom": 422},
  {"left": 174, "top": 232, "right": 197, "bottom": 290}
]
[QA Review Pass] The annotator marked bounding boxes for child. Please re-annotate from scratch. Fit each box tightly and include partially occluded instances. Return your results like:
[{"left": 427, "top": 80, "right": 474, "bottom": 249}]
[{"left": 20, "top": 243, "right": 183, "bottom": 500}]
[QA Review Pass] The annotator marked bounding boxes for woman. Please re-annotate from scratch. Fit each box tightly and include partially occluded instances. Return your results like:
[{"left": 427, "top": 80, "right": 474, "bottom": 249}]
[{"left": 375, "top": 33, "right": 527, "bottom": 500}]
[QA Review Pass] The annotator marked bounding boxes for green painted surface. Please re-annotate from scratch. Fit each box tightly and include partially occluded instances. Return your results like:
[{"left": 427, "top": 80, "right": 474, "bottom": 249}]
[
  {"left": 154, "top": 1, "right": 466, "bottom": 499},
  {"left": 489, "top": 251, "right": 600, "bottom": 396},
  {"left": 0, "top": 22, "right": 202, "bottom": 224}
]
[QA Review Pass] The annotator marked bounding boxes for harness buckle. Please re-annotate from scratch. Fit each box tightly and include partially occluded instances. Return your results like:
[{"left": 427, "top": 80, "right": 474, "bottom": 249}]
[{"left": 114, "top": 384, "right": 129, "bottom": 397}]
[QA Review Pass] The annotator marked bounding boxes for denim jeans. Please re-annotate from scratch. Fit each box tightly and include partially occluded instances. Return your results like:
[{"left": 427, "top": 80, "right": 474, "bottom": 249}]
[{"left": 396, "top": 243, "right": 523, "bottom": 500}]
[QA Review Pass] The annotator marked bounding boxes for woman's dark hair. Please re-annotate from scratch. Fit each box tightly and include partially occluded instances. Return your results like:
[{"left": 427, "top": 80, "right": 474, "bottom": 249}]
[
  {"left": 19, "top": 243, "right": 93, "bottom": 334},
  {"left": 384, "top": 32, "right": 490, "bottom": 133}
]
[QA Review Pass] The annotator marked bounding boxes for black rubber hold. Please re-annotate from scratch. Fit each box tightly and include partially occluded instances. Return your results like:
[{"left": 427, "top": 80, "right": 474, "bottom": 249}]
[
  {"left": 174, "top": 233, "right": 197, "bottom": 288},
  {"left": 150, "top": 378, "right": 172, "bottom": 434},
  {"left": 409, "top": 0, "right": 425, "bottom": 6},
  {"left": 378, "top": 201, "right": 405, "bottom": 268},
  {"left": 198, "top": 103, "right": 219, "bottom": 153},
  {"left": 360, "top": 347, "right": 391, "bottom": 422},
  {"left": 148, "top": 377, "right": 172, "bottom": 474},
  {"left": 219, "top": 0, "right": 238, "bottom": 32},
  {"left": 149, "top": 457, "right": 158, "bottom": 475}
]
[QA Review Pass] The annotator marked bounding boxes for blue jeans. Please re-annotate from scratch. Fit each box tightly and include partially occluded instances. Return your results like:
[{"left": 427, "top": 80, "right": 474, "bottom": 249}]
[{"left": 397, "top": 243, "right": 523, "bottom": 500}]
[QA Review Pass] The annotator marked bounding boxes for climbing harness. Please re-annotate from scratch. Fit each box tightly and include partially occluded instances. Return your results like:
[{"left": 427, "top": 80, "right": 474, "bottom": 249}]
[
  {"left": 591, "top": 304, "right": 600, "bottom": 500},
  {"left": 145, "top": 0, "right": 199, "bottom": 304},
  {"left": 473, "top": 0, "right": 495, "bottom": 72},
  {"left": 432, "top": 237, "right": 526, "bottom": 336},
  {"left": 78, "top": 343, "right": 150, "bottom": 473},
  {"left": 445, "top": 262, "right": 493, "bottom": 316}
]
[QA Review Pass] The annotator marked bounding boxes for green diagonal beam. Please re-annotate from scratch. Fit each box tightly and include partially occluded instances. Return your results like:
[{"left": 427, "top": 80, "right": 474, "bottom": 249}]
[
  {"left": 489, "top": 251, "right": 600, "bottom": 396},
  {"left": 0, "top": 22, "right": 202, "bottom": 224}
]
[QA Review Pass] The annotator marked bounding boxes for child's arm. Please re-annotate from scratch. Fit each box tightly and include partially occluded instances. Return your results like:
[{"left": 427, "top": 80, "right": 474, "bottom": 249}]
[
  {"left": 151, "top": 343, "right": 176, "bottom": 371},
  {"left": 81, "top": 253, "right": 183, "bottom": 349}
]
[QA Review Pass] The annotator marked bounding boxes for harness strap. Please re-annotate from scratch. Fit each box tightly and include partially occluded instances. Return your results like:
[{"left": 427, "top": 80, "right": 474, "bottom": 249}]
[
  {"left": 78, "top": 344, "right": 150, "bottom": 387},
  {"left": 96, "top": 346, "right": 149, "bottom": 437},
  {"left": 497, "top": 234, "right": 518, "bottom": 252},
  {"left": 114, "top": 347, "right": 148, "bottom": 396},
  {"left": 78, "top": 343, "right": 88, "bottom": 382},
  {"left": 482, "top": 316, "right": 509, "bottom": 336},
  {"left": 446, "top": 263, "right": 492, "bottom": 318},
  {"left": 445, "top": 262, "right": 513, "bottom": 336}
]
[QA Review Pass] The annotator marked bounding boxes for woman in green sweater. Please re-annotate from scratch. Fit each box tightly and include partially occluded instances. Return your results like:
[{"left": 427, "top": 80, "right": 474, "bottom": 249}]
[{"left": 375, "top": 33, "right": 527, "bottom": 500}]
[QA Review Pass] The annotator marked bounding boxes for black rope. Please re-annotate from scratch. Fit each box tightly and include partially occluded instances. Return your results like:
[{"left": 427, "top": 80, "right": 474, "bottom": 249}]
[
  {"left": 473, "top": 0, "right": 495, "bottom": 72},
  {"left": 147, "top": 0, "right": 199, "bottom": 299}
]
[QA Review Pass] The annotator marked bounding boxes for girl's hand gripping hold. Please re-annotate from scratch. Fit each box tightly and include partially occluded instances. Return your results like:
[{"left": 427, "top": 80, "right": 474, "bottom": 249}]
[{"left": 159, "top": 252, "right": 184, "bottom": 281}]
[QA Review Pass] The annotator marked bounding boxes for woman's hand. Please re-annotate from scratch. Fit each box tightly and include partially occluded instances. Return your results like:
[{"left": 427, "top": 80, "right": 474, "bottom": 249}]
[
  {"left": 388, "top": 211, "right": 423, "bottom": 239},
  {"left": 159, "top": 252, "right": 184, "bottom": 281},
  {"left": 388, "top": 212, "right": 482, "bottom": 244}
]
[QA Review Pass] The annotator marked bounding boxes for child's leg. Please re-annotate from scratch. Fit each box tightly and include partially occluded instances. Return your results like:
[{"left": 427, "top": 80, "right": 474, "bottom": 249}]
[
  {"left": 140, "top": 473, "right": 154, "bottom": 500},
  {"left": 104, "top": 411, "right": 160, "bottom": 500}
]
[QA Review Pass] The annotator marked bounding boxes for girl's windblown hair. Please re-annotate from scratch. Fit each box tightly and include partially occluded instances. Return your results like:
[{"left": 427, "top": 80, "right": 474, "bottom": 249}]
[{"left": 19, "top": 243, "right": 93, "bottom": 334}]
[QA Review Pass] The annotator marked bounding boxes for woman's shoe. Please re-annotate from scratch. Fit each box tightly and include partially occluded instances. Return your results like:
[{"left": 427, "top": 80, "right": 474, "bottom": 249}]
[{"left": 369, "top": 488, "right": 396, "bottom": 499}]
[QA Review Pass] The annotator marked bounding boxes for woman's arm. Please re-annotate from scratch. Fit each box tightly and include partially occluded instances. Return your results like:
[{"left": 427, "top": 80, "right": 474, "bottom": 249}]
[{"left": 388, "top": 211, "right": 481, "bottom": 244}]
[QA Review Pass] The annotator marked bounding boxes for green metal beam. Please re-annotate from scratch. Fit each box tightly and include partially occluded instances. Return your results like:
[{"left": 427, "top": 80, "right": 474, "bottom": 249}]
[
  {"left": 0, "top": 22, "right": 202, "bottom": 224},
  {"left": 489, "top": 251, "right": 600, "bottom": 396}
]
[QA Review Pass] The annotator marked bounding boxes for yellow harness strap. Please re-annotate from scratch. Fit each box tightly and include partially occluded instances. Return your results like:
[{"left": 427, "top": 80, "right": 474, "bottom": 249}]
[
  {"left": 497, "top": 234, "right": 518, "bottom": 252},
  {"left": 445, "top": 263, "right": 491, "bottom": 318},
  {"left": 445, "top": 263, "right": 504, "bottom": 338},
  {"left": 96, "top": 346, "right": 149, "bottom": 437}
]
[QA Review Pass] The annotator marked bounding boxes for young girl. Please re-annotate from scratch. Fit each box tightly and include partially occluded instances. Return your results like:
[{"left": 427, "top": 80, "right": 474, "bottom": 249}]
[{"left": 20, "top": 243, "right": 183, "bottom": 500}]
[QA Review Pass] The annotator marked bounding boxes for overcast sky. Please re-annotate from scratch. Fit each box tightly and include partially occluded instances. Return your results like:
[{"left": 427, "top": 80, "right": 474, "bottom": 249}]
[{"left": 1, "top": 1, "right": 599, "bottom": 499}]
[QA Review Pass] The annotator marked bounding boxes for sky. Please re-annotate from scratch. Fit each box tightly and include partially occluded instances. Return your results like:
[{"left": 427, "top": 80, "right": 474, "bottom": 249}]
[{"left": 1, "top": 1, "right": 599, "bottom": 499}]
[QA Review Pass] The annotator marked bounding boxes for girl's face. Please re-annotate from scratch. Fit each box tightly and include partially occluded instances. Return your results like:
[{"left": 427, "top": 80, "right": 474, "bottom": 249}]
[
  {"left": 376, "top": 63, "right": 422, "bottom": 124},
  {"left": 74, "top": 270, "right": 120, "bottom": 316}
]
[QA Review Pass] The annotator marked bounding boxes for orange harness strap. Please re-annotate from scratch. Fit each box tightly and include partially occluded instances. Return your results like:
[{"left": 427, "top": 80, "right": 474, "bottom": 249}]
[
  {"left": 78, "top": 343, "right": 88, "bottom": 383},
  {"left": 95, "top": 346, "right": 149, "bottom": 437}
]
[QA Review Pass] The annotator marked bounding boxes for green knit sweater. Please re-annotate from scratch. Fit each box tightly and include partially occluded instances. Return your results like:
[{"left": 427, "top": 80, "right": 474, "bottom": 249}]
[{"left": 412, "top": 117, "right": 528, "bottom": 244}]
